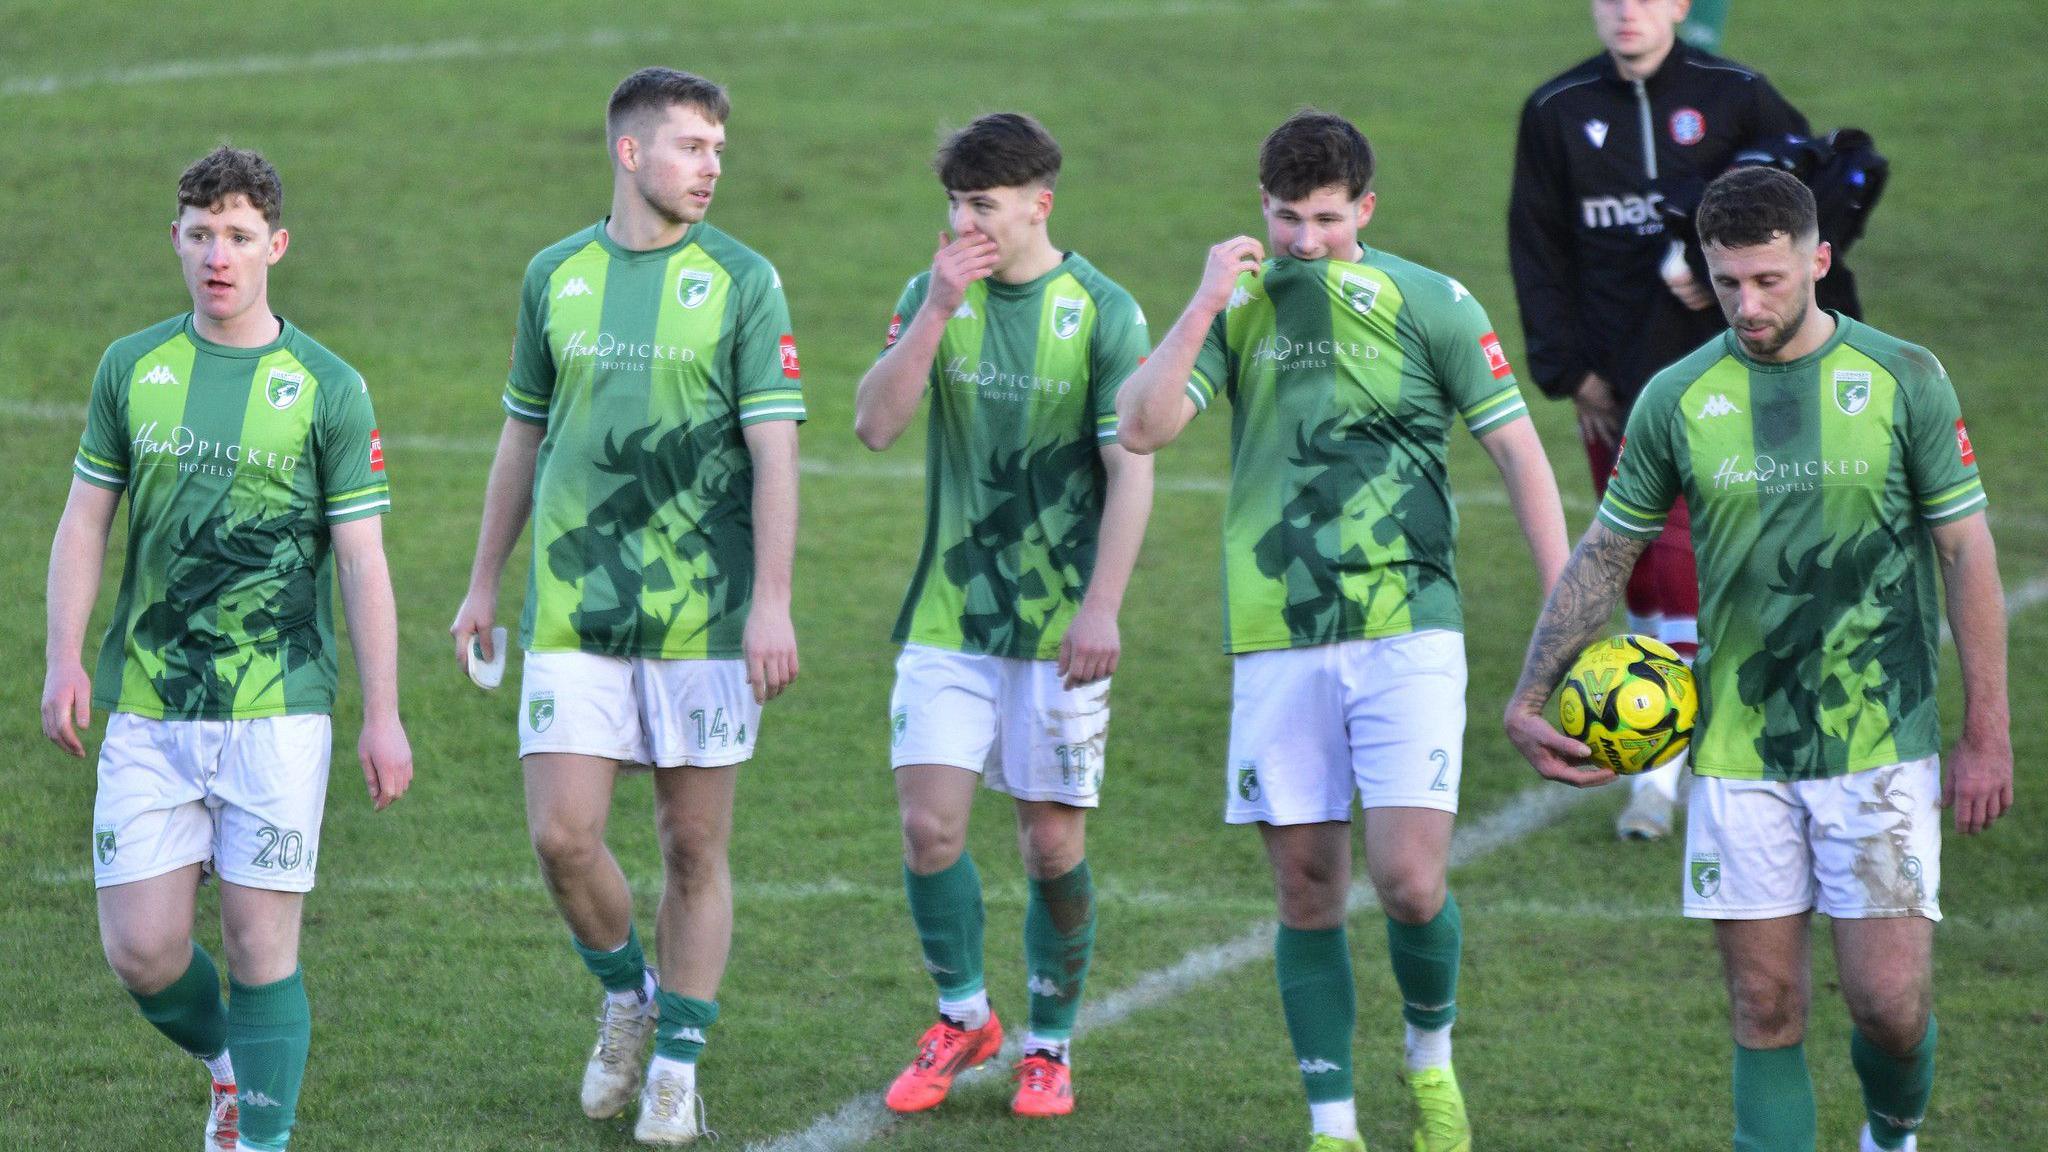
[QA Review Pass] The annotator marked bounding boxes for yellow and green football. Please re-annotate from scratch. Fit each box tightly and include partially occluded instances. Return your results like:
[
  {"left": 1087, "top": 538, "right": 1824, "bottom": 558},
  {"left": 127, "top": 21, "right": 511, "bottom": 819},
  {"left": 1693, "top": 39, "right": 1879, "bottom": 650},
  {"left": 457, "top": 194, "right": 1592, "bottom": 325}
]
[{"left": 1555, "top": 634, "right": 1697, "bottom": 775}]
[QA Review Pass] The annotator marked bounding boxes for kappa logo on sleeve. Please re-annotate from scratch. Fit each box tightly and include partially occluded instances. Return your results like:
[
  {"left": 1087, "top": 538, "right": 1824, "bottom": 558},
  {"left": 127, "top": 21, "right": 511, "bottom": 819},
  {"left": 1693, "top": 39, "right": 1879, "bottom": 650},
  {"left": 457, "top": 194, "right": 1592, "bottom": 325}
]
[
  {"left": 1956, "top": 419, "right": 1976, "bottom": 466},
  {"left": 779, "top": 334, "right": 801, "bottom": 379},
  {"left": 885, "top": 313, "right": 903, "bottom": 347},
  {"left": 1480, "top": 331, "right": 1513, "bottom": 379},
  {"left": 369, "top": 429, "right": 385, "bottom": 472}
]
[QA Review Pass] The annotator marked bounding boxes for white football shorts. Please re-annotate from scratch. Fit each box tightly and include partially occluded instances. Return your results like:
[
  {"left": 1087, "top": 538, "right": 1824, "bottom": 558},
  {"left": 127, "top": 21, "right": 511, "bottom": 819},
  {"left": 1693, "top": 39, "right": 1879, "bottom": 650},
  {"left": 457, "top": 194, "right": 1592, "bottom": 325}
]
[
  {"left": 519, "top": 650, "right": 761, "bottom": 768},
  {"left": 1683, "top": 756, "right": 1942, "bottom": 921},
  {"left": 1225, "top": 630, "right": 1467, "bottom": 825},
  {"left": 889, "top": 644, "right": 1110, "bottom": 807},
  {"left": 92, "top": 712, "right": 333, "bottom": 893}
]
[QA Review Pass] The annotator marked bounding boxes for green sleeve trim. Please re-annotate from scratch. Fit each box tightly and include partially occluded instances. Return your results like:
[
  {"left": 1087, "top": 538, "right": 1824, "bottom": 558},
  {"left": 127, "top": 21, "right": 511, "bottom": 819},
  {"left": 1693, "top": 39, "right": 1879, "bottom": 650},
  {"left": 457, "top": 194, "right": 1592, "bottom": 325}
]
[
  {"left": 1596, "top": 496, "right": 1665, "bottom": 539},
  {"left": 1920, "top": 478, "right": 1982, "bottom": 508},
  {"left": 1095, "top": 412, "right": 1120, "bottom": 441},
  {"left": 738, "top": 389, "right": 804, "bottom": 408},
  {"left": 502, "top": 393, "right": 549, "bottom": 424},
  {"left": 325, "top": 482, "right": 387, "bottom": 505},
  {"left": 73, "top": 456, "right": 126, "bottom": 489},
  {"left": 737, "top": 404, "right": 806, "bottom": 426},
  {"left": 1185, "top": 375, "right": 1213, "bottom": 412},
  {"left": 1464, "top": 396, "right": 1529, "bottom": 436},
  {"left": 1920, "top": 487, "right": 1987, "bottom": 524},
  {"left": 326, "top": 493, "right": 392, "bottom": 522}
]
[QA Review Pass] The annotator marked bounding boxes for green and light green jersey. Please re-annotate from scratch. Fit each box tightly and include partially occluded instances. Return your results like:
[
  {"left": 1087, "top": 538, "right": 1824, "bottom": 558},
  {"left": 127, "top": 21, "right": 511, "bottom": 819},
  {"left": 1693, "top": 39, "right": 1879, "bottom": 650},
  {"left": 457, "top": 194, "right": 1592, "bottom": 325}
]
[
  {"left": 1600, "top": 315, "right": 1987, "bottom": 781},
  {"left": 73, "top": 315, "right": 390, "bottom": 720},
  {"left": 886, "top": 253, "right": 1149, "bottom": 659},
  {"left": 504, "top": 221, "right": 804, "bottom": 659},
  {"left": 1187, "top": 250, "right": 1529, "bottom": 654}
]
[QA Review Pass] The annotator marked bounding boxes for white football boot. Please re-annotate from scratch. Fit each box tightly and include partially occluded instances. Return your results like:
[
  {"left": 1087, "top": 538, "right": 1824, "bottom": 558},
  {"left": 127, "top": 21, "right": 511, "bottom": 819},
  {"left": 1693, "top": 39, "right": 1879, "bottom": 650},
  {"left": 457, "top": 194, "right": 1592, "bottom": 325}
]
[
  {"left": 633, "top": 1065, "right": 709, "bottom": 1145},
  {"left": 581, "top": 978, "right": 658, "bottom": 1119}
]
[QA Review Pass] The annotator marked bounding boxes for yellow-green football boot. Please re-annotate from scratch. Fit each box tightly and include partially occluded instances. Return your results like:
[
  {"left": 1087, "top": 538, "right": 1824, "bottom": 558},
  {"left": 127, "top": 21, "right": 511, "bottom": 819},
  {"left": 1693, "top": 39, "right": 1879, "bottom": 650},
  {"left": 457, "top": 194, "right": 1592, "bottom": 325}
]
[
  {"left": 1404, "top": 1065, "right": 1471, "bottom": 1152},
  {"left": 1308, "top": 1135, "right": 1367, "bottom": 1152}
]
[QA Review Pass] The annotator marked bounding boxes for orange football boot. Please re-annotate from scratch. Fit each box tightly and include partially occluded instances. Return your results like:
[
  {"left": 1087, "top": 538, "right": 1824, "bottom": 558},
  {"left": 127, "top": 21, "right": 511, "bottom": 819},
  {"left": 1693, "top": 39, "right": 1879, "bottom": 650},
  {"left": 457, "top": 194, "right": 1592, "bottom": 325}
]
[
  {"left": 1009, "top": 1052, "right": 1074, "bottom": 1117},
  {"left": 883, "top": 1012, "right": 1005, "bottom": 1113}
]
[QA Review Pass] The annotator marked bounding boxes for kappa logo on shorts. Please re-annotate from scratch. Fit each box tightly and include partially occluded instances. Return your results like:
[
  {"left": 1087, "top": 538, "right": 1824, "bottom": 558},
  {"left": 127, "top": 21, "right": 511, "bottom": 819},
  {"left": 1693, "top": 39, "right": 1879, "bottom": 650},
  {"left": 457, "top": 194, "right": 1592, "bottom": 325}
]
[
  {"left": 94, "top": 826, "right": 117, "bottom": 865},
  {"left": 1236, "top": 760, "right": 1261, "bottom": 802},
  {"left": 528, "top": 691, "right": 556, "bottom": 733},
  {"left": 891, "top": 706, "right": 908, "bottom": 748},
  {"left": 1690, "top": 853, "right": 1722, "bottom": 899}
]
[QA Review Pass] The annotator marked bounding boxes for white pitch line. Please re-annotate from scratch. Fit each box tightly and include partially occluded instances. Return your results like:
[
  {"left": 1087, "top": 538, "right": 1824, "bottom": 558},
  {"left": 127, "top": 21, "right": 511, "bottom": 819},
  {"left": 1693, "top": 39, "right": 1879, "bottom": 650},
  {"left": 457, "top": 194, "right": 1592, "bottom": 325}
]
[
  {"left": 2, "top": 0, "right": 1331, "bottom": 99},
  {"left": 744, "top": 784, "right": 1590, "bottom": 1152}
]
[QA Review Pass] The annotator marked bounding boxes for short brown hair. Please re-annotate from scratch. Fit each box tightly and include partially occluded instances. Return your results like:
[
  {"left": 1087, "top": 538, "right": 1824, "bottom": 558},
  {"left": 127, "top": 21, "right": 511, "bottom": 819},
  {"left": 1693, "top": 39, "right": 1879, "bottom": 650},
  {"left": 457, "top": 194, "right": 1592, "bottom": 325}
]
[
  {"left": 935, "top": 113, "right": 1062, "bottom": 193},
  {"left": 1697, "top": 166, "right": 1818, "bottom": 249},
  {"left": 607, "top": 67, "right": 730, "bottom": 141},
  {"left": 1259, "top": 110, "right": 1375, "bottom": 201},
  {"left": 177, "top": 146, "right": 283, "bottom": 229}
]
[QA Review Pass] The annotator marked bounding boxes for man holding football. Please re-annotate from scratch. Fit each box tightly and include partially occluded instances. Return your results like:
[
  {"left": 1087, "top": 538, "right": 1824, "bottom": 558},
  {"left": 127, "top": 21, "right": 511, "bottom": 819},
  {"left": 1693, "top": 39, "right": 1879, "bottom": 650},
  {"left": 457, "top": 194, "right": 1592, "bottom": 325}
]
[{"left": 1505, "top": 165, "right": 2011, "bottom": 1152}]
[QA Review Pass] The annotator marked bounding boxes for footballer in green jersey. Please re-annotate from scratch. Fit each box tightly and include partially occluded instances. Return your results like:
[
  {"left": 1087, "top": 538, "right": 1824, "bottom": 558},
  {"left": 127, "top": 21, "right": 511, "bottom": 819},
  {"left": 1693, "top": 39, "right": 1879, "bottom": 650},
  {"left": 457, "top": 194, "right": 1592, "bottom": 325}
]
[
  {"left": 1507, "top": 166, "right": 2012, "bottom": 1152},
  {"left": 449, "top": 69, "right": 800, "bottom": 1143},
  {"left": 854, "top": 113, "right": 1154, "bottom": 1119},
  {"left": 1118, "top": 111, "right": 1569, "bottom": 1152},
  {"left": 42, "top": 146, "right": 412, "bottom": 1152}
]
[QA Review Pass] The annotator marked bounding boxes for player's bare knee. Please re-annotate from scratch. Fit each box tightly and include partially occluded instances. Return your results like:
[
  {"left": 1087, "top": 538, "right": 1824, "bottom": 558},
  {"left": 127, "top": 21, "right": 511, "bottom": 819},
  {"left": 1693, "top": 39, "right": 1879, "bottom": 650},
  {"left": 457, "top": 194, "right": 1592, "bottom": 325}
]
[
  {"left": 1272, "top": 860, "right": 1347, "bottom": 928},
  {"left": 657, "top": 831, "right": 728, "bottom": 894},
  {"left": 100, "top": 931, "right": 189, "bottom": 995},
  {"left": 1017, "top": 808, "right": 1085, "bottom": 879},
  {"left": 1727, "top": 973, "right": 1807, "bottom": 1047},
  {"left": 529, "top": 817, "right": 606, "bottom": 878},
  {"left": 899, "top": 806, "right": 965, "bottom": 873},
  {"left": 1844, "top": 977, "right": 1931, "bottom": 1052},
  {"left": 1373, "top": 867, "right": 1446, "bottom": 924}
]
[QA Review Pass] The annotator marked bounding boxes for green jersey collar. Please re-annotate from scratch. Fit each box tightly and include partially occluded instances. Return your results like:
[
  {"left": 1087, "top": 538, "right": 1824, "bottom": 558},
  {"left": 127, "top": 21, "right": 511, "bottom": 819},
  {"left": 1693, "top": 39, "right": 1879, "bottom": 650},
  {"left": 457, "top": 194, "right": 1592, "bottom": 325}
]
[
  {"left": 180, "top": 313, "right": 293, "bottom": 360},
  {"left": 1724, "top": 310, "right": 1854, "bottom": 374},
  {"left": 594, "top": 217, "right": 700, "bottom": 263}
]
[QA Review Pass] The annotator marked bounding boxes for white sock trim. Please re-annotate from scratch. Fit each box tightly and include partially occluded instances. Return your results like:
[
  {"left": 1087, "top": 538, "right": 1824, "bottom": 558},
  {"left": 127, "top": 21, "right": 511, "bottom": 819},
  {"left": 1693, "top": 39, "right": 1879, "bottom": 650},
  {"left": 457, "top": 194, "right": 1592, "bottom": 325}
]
[
  {"left": 1404, "top": 1022, "right": 1453, "bottom": 1071},
  {"left": 1309, "top": 1097, "right": 1359, "bottom": 1140},
  {"left": 937, "top": 989, "right": 991, "bottom": 1030},
  {"left": 201, "top": 1050, "right": 235, "bottom": 1083},
  {"left": 647, "top": 1053, "right": 697, "bottom": 1092}
]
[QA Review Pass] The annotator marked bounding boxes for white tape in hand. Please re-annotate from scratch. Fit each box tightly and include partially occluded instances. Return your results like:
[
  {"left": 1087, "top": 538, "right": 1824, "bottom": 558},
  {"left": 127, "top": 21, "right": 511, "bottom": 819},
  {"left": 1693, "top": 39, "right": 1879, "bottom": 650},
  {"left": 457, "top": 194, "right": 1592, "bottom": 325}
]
[{"left": 467, "top": 626, "right": 508, "bottom": 691}]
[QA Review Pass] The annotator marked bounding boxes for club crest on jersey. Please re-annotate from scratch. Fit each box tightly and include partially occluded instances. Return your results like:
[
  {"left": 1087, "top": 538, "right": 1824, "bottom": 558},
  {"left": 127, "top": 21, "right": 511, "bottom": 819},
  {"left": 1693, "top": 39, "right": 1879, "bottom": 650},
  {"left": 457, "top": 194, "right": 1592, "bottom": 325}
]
[
  {"left": 1833, "top": 370, "right": 1872, "bottom": 416},
  {"left": 1236, "top": 760, "right": 1261, "bottom": 802},
  {"left": 527, "top": 692, "right": 555, "bottom": 733},
  {"left": 265, "top": 369, "right": 306, "bottom": 410},
  {"left": 1053, "top": 296, "right": 1086, "bottom": 340},
  {"left": 676, "top": 268, "right": 715, "bottom": 310},
  {"left": 1669, "top": 107, "right": 1706, "bottom": 146},
  {"left": 1339, "top": 272, "right": 1380, "bottom": 316}
]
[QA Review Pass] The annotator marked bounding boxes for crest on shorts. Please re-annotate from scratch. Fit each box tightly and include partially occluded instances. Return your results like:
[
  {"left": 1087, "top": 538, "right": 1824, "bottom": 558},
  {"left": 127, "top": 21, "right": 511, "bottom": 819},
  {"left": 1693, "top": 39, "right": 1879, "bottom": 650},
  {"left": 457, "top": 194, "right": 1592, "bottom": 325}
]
[
  {"left": 891, "top": 707, "right": 908, "bottom": 749},
  {"left": 1236, "top": 760, "right": 1261, "bottom": 802},
  {"left": 677, "top": 268, "right": 715, "bottom": 310},
  {"left": 265, "top": 369, "right": 306, "bottom": 410},
  {"left": 1339, "top": 272, "right": 1379, "bottom": 316},
  {"left": 528, "top": 691, "right": 555, "bottom": 733},
  {"left": 1690, "top": 853, "right": 1722, "bottom": 899},
  {"left": 95, "top": 826, "right": 117, "bottom": 865},
  {"left": 1052, "top": 296, "right": 1086, "bottom": 340},
  {"left": 1833, "top": 370, "right": 1872, "bottom": 416}
]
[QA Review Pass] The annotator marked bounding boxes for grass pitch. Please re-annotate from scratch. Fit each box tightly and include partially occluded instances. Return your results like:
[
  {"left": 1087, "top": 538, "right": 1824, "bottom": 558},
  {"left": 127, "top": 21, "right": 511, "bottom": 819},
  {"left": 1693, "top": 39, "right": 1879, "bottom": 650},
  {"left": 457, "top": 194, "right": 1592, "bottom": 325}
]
[{"left": 3, "top": 2, "right": 2044, "bottom": 1148}]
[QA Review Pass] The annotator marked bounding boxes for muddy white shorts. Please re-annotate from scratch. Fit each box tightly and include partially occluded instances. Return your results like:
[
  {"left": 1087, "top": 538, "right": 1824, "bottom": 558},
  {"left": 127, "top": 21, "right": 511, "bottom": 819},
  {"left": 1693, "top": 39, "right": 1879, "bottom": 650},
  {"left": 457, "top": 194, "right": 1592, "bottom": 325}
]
[
  {"left": 889, "top": 644, "right": 1110, "bottom": 807},
  {"left": 1683, "top": 757, "right": 1942, "bottom": 921},
  {"left": 92, "top": 712, "right": 333, "bottom": 893},
  {"left": 519, "top": 650, "right": 760, "bottom": 768},
  {"left": 1225, "top": 630, "right": 1467, "bottom": 825}
]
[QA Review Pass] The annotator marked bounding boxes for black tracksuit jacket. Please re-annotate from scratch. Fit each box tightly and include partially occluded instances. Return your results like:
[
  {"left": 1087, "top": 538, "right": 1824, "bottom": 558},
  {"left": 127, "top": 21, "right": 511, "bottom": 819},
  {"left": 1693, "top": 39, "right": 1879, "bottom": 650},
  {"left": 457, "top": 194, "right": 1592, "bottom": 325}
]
[{"left": 1508, "top": 42, "right": 1858, "bottom": 405}]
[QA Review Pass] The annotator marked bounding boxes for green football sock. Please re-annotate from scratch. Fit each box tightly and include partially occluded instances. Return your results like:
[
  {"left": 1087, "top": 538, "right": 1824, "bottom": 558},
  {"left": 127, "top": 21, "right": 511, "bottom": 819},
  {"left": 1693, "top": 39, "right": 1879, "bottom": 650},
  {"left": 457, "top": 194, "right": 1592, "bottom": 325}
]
[
  {"left": 1024, "top": 860, "right": 1096, "bottom": 1041},
  {"left": 1276, "top": 925, "right": 1355, "bottom": 1104},
  {"left": 572, "top": 923, "right": 648, "bottom": 995},
  {"left": 1386, "top": 891, "right": 1461, "bottom": 1031},
  {"left": 904, "top": 853, "right": 985, "bottom": 1000},
  {"left": 229, "top": 970, "right": 310, "bottom": 1152},
  {"left": 1733, "top": 1041, "right": 1816, "bottom": 1152},
  {"left": 1853, "top": 1017, "right": 1936, "bottom": 1150},
  {"left": 654, "top": 990, "right": 719, "bottom": 1064},
  {"left": 130, "top": 941, "right": 228, "bottom": 1060}
]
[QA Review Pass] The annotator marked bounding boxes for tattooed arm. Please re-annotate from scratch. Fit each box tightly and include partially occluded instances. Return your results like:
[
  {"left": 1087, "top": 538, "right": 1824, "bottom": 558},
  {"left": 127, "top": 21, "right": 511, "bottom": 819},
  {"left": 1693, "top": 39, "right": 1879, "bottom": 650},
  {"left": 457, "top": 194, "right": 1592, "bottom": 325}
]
[{"left": 1502, "top": 519, "right": 1651, "bottom": 787}]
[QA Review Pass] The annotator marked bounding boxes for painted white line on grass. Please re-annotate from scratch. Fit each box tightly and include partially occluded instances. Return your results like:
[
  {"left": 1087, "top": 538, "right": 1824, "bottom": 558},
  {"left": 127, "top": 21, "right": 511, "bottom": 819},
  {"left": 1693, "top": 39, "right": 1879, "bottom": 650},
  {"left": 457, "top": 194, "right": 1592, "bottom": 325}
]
[
  {"left": 2, "top": 0, "right": 1331, "bottom": 99},
  {"left": 744, "top": 784, "right": 1591, "bottom": 1152}
]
